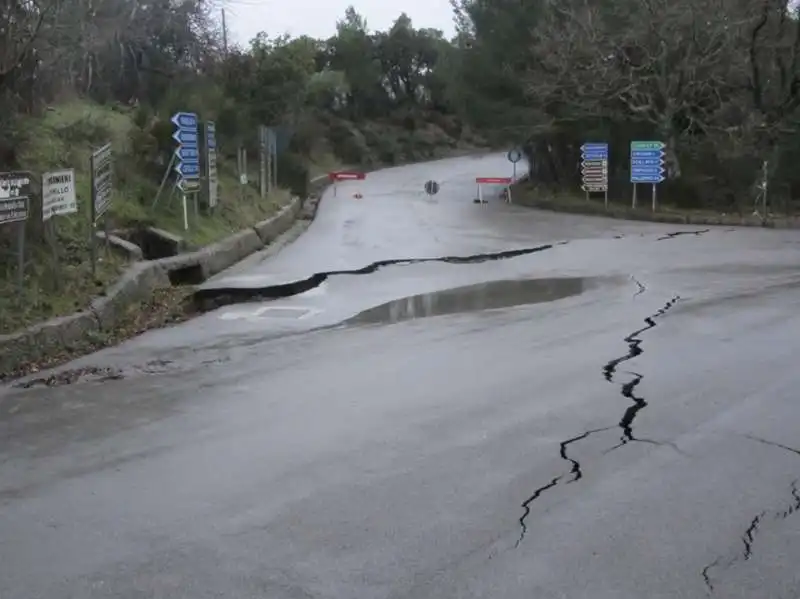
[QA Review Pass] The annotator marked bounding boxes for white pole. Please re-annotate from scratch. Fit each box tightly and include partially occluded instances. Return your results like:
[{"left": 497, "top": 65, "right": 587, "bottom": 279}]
[
  {"left": 478, "top": 184, "right": 483, "bottom": 204},
  {"left": 182, "top": 193, "right": 189, "bottom": 230}
]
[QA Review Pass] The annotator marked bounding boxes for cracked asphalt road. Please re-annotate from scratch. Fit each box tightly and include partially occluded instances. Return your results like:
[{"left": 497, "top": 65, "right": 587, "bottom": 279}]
[{"left": 3, "top": 152, "right": 800, "bottom": 598}]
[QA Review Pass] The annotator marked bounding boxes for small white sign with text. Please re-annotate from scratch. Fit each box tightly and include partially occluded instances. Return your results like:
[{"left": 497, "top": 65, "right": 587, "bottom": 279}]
[{"left": 42, "top": 169, "right": 77, "bottom": 221}]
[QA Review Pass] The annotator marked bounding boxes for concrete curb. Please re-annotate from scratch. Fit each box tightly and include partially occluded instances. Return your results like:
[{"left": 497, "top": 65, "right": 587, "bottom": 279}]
[
  {"left": 0, "top": 189, "right": 327, "bottom": 377},
  {"left": 95, "top": 231, "right": 144, "bottom": 261}
]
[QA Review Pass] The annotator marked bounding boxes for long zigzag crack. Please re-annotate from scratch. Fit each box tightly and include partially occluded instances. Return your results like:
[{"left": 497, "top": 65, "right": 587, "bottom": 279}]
[
  {"left": 515, "top": 425, "right": 614, "bottom": 547},
  {"left": 657, "top": 229, "right": 709, "bottom": 241},
  {"left": 602, "top": 293, "right": 680, "bottom": 450},
  {"left": 515, "top": 279, "right": 681, "bottom": 547},
  {"left": 702, "top": 435, "right": 800, "bottom": 593},
  {"left": 193, "top": 242, "right": 569, "bottom": 310}
]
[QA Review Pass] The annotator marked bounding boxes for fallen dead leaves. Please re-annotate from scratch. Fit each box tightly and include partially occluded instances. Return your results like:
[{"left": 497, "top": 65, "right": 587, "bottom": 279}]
[{"left": 1, "top": 287, "right": 195, "bottom": 386}]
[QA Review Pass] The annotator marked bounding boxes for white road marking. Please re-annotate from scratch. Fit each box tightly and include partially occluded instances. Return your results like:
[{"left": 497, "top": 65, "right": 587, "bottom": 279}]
[{"left": 218, "top": 305, "right": 321, "bottom": 320}]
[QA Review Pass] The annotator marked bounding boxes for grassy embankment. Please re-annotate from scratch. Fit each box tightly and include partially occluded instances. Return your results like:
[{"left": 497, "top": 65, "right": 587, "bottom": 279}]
[{"left": 0, "top": 100, "right": 296, "bottom": 337}]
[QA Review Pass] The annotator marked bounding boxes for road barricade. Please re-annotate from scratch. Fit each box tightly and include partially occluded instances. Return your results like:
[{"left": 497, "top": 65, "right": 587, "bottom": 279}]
[
  {"left": 329, "top": 171, "right": 366, "bottom": 197},
  {"left": 475, "top": 177, "right": 513, "bottom": 204}
]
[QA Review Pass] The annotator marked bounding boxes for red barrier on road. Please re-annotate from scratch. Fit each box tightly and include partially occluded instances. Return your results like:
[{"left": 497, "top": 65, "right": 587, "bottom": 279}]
[
  {"left": 476, "top": 177, "right": 512, "bottom": 184},
  {"left": 329, "top": 171, "right": 366, "bottom": 181}
]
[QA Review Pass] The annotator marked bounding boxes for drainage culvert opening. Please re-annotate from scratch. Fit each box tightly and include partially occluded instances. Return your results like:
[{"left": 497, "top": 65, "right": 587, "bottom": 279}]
[
  {"left": 345, "top": 277, "right": 586, "bottom": 325},
  {"left": 168, "top": 263, "right": 205, "bottom": 286}
]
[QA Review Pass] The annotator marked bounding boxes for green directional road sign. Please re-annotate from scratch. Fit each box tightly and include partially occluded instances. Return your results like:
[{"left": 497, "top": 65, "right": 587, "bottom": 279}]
[{"left": 630, "top": 141, "right": 665, "bottom": 150}]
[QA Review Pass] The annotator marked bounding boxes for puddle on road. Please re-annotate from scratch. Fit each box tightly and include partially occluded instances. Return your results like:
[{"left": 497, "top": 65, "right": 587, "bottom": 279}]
[{"left": 346, "top": 277, "right": 586, "bottom": 325}]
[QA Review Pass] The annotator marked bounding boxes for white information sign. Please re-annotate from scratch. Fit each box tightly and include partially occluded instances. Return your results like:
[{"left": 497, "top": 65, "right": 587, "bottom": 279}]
[{"left": 42, "top": 169, "right": 77, "bottom": 221}]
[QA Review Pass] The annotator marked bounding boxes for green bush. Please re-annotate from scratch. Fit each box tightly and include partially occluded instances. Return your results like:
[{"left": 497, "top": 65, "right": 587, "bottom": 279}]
[
  {"left": 56, "top": 115, "right": 112, "bottom": 145},
  {"left": 277, "top": 152, "right": 311, "bottom": 197}
]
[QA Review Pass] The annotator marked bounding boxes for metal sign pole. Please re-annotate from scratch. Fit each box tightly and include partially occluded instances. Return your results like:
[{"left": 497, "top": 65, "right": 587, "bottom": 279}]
[
  {"left": 507, "top": 148, "right": 522, "bottom": 182},
  {"left": 152, "top": 153, "right": 176, "bottom": 208},
  {"left": 272, "top": 136, "right": 278, "bottom": 189},
  {"left": 266, "top": 128, "right": 272, "bottom": 195},
  {"left": 259, "top": 126, "right": 267, "bottom": 200},
  {"left": 46, "top": 219, "right": 61, "bottom": 290},
  {"left": 243, "top": 148, "right": 248, "bottom": 201},
  {"left": 89, "top": 153, "right": 97, "bottom": 278},
  {"left": 652, "top": 184, "right": 657, "bottom": 212},
  {"left": 17, "top": 220, "right": 24, "bottom": 292}
]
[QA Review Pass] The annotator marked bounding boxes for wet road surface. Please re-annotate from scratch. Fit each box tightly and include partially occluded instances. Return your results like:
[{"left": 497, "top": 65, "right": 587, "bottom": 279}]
[{"left": 3, "top": 153, "right": 800, "bottom": 597}]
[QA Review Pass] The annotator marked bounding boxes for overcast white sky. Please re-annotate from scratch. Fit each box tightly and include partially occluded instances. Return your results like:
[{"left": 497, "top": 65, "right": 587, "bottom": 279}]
[{"left": 223, "top": 0, "right": 457, "bottom": 47}]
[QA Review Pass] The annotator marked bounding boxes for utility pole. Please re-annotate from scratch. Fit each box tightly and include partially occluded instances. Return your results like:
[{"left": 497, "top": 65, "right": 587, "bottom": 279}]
[{"left": 221, "top": 9, "right": 228, "bottom": 56}]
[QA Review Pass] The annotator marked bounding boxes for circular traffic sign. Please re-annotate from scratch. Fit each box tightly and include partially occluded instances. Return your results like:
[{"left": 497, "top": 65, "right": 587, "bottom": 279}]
[
  {"left": 507, "top": 148, "right": 523, "bottom": 163},
  {"left": 424, "top": 180, "right": 440, "bottom": 195}
]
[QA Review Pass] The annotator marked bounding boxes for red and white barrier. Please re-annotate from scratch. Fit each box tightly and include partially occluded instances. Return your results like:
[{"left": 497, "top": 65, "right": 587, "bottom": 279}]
[
  {"left": 329, "top": 171, "right": 366, "bottom": 197},
  {"left": 475, "top": 177, "right": 513, "bottom": 204},
  {"left": 329, "top": 171, "right": 366, "bottom": 181}
]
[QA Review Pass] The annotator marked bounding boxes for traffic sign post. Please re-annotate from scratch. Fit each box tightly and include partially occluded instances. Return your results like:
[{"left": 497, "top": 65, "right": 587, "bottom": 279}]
[
  {"left": 90, "top": 144, "right": 113, "bottom": 277},
  {"left": 507, "top": 148, "right": 523, "bottom": 182},
  {"left": 205, "top": 121, "right": 218, "bottom": 209},
  {"left": 630, "top": 141, "right": 665, "bottom": 210},
  {"left": 580, "top": 143, "right": 609, "bottom": 207},
  {"left": 0, "top": 171, "right": 32, "bottom": 292},
  {"left": 172, "top": 111, "right": 200, "bottom": 229}
]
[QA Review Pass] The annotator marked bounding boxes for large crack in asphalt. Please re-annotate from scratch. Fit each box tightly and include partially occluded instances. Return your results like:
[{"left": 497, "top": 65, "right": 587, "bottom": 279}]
[
  {"left": 702, "top": 436, "right": 800, "bottom": 593},
  {"left": 657, "top": 229, "right": 710, "bottom": 241},
  {"left": 515, "top": 426, "right": 614, "bottom": 546},
  {"left": 193, "top": 242, "right": 568, "bottom": 311},
  {"left": 602, "top": 291, "right": 681, "bottom": 451},
  {"left": 515, "top": 279, "right": 682, "bottom": 547}
]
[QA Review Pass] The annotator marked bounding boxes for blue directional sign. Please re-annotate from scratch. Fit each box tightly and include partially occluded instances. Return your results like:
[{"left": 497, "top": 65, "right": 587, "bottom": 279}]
[
  {"left": 582, "top": 143, "right": 608, "bottom": 152},
  {"left": 581, "top": 142, "right": 608, "bottom": 192},
  {"left": 175, "top": 146, "right": 199, "bottom": 161},
  {"left": 176, "top": 162, "right": 200, "bottom": 177},
  {"left": 171, "top": 112, "right": 197, "bottom": 128},
  {"left": 172, "top": 129, "right": 198, "bottom": 145},
  {"left": 630, "top": 141, "right": 665, "bottom": 183},
  {"left": 630, "top": 150, "right": 663, "bottom": 159},
  {"left": 172, "top": 111, "right": 200, "bottom": 189}
]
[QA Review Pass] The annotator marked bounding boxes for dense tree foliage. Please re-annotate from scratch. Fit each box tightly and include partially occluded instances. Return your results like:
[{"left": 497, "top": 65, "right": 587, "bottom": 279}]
[
  {"left": 0, "top": 0, "right": 465, "bottom": 171},
  {"left": 3, "top": 0, "right": 800, "bottom": 212},
  {"left": 452, "top": 0, "right": 800, "bottom": 212}
]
